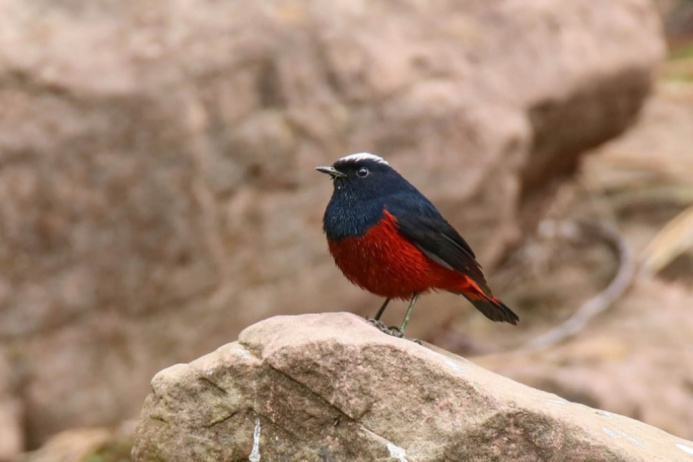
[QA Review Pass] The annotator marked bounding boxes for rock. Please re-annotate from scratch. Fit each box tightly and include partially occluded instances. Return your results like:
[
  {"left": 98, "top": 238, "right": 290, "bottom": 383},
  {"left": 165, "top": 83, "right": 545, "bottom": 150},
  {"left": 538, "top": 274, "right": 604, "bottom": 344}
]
[
  {"left": 0, "top": 351, "right": 23, "bottom": 462},
  {"left": 132, "top": 313, "right": 693, "bottom": 461},
  {"left": 15, "top": 424, "right": 135, "bottom": 462},
  {"left": 477, "top": 279, "right": 693, "bottom": 442},
  {"left": 0, "top": 0, "right": 663, "bottom": 446},
  {"left": 466, "top": 72, "right": 693, "bottom": 440}
]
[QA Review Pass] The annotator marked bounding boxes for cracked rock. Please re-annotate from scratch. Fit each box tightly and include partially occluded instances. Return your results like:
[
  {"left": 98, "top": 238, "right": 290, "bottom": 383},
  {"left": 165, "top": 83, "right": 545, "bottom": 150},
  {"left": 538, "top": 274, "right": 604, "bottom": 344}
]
[{"left": 132, "top": 313, "right": 693, "bottom": 461}]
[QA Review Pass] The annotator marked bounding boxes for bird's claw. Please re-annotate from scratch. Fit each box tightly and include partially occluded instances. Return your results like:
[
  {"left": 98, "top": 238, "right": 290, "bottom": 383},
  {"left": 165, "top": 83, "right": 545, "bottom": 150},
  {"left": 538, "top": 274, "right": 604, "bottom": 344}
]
[
  {"left": 366, "top": 318, "right": 422, "bottom": 344},
  {"left": 386, "top": 326, "right": 404, "bottom": 338},
  {"left": 366, "top": 318, "right": 393, "bottom": 335}
]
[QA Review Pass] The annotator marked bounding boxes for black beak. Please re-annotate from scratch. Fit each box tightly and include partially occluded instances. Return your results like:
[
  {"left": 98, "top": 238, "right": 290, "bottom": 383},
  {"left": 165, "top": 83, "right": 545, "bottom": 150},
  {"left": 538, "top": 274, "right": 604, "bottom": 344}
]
[{"left": 315, "top": 166, "right": 346, "bottom": 178}]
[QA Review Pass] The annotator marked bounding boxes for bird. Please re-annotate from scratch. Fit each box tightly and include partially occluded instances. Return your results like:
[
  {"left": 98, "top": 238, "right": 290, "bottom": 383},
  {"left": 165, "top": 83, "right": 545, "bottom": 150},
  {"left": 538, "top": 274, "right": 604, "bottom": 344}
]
[{"left": 316, "top": 152, "right": 518, "bottom": 337}]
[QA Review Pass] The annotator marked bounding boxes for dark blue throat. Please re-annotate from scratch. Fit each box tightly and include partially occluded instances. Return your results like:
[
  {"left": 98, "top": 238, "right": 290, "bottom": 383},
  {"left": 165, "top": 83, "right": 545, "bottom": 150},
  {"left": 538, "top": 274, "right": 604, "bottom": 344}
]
[{"left": 322, "top": 187, "right": 386, "bottom": 242}]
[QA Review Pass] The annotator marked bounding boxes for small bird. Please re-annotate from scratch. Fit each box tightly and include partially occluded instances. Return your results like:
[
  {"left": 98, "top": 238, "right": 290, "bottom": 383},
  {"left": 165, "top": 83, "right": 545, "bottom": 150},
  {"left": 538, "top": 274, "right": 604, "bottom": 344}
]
[{"left": 316, "top": 152, "right": 518, "bottom": 337}]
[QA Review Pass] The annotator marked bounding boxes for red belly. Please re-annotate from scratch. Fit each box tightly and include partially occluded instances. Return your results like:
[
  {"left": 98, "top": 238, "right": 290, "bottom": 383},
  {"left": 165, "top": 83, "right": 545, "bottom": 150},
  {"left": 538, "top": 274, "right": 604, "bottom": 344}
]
[{"left": 327, "top": 211, "right": 465, "bottom": 299}]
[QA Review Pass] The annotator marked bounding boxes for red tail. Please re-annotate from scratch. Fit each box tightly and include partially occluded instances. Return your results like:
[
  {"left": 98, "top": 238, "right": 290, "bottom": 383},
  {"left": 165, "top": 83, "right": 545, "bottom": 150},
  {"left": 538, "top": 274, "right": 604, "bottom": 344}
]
[{"left": 455, "top": 278, "right": 519, "bottom": 325}]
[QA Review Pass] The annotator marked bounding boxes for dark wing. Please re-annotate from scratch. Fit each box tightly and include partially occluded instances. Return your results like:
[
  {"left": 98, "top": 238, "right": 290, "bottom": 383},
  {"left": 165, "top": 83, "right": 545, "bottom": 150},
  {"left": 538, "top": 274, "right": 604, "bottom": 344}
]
[{"left": 387, "top": 194, "right": 492, "bottom": 295}]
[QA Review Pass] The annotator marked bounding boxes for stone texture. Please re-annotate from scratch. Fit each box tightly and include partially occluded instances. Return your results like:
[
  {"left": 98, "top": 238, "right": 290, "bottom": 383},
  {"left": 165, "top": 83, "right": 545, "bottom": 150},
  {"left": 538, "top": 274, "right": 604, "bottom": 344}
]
[
  {"left": 474, "top": 75, "right": 693, "bottom": 442},
  {"left": 0, "top": 351, "right": 23, "bottom": 462},
  {"left": 15, "top": 424, "right": 134, "bottom": 462},
  {"left": 0, "top": 0, "right": 663, "bottom": 447},
  {"left": 477, "top": 278, "right": 693, "bottom": 442},
  {"left": 132, "top": 313, "right": 693, "bottom": 462}
]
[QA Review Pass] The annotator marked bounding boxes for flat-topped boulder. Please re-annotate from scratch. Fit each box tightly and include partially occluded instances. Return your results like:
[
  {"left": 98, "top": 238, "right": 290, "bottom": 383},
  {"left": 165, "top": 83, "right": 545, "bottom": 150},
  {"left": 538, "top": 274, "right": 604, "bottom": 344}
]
[{"left": 132, "top": 313, "right": 693, "bottom": 461}]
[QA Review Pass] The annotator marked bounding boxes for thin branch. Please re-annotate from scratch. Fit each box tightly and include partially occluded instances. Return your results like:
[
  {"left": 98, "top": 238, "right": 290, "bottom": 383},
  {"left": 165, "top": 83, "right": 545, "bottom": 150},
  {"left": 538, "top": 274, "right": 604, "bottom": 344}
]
[{"left": 525, "top": 220, "right": 636, "bottom": 349}]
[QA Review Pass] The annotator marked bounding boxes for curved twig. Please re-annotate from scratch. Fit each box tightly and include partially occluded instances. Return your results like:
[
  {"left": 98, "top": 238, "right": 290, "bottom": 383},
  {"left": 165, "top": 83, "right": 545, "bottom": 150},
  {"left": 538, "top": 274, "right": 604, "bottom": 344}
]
[{"left": 525, "top": 220, "right": 636, "bottom": 349}]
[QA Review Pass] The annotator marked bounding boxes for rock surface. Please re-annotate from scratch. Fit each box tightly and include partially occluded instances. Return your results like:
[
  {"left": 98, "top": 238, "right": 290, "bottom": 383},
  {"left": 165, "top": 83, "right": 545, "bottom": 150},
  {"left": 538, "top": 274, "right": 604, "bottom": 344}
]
[
  {"left": 133, "top": 313, "right": 693, "bottom": 462},
  {"left": 0, "top": 351, "right": 23, "bottom": 461},
  {"left": 0, "top": 0, "right": 663, "bottom": 447},
  {"left": 474, "top": 75, "right": 693, "bottom": 442},
  {"left": 14, "top": 424, "right": 134, "bottom": 462},
  {"left": 478, "top": 266, "right": 693, "bottom": 443}
]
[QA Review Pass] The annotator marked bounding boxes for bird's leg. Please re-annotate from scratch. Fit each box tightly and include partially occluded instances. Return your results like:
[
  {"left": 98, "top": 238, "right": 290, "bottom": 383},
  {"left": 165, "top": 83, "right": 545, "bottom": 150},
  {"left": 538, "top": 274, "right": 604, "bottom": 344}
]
[
  {"left": 367, "top": 298, "right": 392, "bottom": 334},
  {"left": 382, "top": 293, "right": 422, "bottom": 344},
  {"left": 374, "top": 298, "right": 391, "bottom": 320},
  {"left": 399, "top": 293, "right": 420, "bottom": 336},
  {"left": 368, "top": 296, "right": 422, "bottom": 344}
]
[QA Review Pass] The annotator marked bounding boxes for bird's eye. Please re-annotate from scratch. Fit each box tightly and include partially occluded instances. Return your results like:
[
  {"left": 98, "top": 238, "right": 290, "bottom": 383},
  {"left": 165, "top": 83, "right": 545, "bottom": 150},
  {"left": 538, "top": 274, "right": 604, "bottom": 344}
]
[{"left": 357, "top": 167, "right": 369, "bottom": 178}]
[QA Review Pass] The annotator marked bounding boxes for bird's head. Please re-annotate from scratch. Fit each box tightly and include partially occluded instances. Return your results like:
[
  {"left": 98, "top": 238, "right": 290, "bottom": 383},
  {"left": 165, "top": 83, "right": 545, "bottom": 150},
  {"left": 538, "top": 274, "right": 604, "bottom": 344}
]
[{"left": 316, "top": 153, "right": 402, "bottom": 200}]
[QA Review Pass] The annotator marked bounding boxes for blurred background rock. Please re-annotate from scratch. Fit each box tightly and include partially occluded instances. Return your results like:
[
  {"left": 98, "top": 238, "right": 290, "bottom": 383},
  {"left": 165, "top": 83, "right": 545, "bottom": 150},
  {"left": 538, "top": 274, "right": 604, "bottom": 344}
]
[{"left": 0, "top": 0, "right": 690, "bottom": 460}]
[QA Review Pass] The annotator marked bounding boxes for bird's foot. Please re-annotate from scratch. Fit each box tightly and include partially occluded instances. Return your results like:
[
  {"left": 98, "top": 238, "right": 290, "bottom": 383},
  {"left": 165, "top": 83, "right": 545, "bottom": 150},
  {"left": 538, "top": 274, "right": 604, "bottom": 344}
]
[
  {"left": 385, "top": 326, "right": 405, "bottom": 338},
  {"left": 366, "top": 318, "right": 397, "bottom": 335},
  {"left": 366, "top": 318, "right": 421, "bottom": 344},
  {"left": 386, "top": 326, "right": 422, "bottom": 344}
]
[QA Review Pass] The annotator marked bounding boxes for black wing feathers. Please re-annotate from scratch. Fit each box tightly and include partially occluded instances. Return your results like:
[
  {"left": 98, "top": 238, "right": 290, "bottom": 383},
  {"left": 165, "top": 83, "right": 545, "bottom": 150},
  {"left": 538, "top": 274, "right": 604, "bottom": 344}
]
[{"left": 387, "top": 195, "right": 492, "bottom": 295}]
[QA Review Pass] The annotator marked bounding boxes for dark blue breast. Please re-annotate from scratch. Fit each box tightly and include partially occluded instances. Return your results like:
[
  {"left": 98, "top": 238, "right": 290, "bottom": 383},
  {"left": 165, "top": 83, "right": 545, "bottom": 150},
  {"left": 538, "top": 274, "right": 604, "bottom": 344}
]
[{"left": 322, "top": 192, "right": 386, "bottom": 242}]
